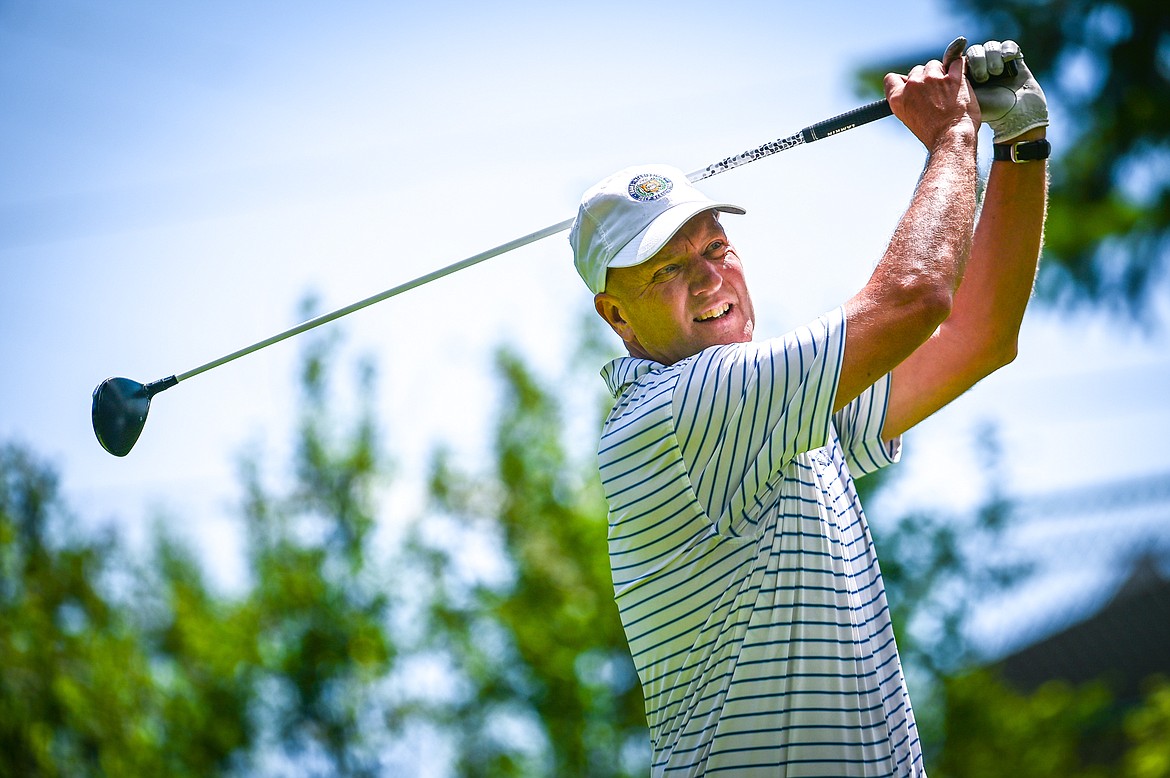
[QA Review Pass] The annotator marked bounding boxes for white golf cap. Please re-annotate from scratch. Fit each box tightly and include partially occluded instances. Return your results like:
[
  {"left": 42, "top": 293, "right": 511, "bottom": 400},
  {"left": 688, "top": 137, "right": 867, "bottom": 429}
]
[{"left": 569, "top": 164, "right": 746, "bottom": 294}]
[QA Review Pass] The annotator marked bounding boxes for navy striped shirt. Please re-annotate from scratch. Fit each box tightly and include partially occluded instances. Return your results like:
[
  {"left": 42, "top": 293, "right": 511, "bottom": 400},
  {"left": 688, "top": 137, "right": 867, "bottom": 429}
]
[{"left": 598, "top": 307, "right": 924, "bottom": 777}]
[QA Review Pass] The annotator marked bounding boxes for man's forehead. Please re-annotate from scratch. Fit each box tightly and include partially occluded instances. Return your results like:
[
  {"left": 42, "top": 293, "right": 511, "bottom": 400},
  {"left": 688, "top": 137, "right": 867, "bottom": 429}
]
[
  {"left": 660, "top": 210, "right": 726, "bottom": 251},
  {"left": 605, "top": 209, "right": 730, "bottom": 290},
  {"left": 686, "top": 209, "right": 723, "bottom": 229}
]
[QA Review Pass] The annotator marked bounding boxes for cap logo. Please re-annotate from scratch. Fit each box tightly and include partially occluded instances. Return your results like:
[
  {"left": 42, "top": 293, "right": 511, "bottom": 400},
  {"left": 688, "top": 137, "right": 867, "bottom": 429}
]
[{"left": 628, "top": 173, "right": 673, "bottom": 202}]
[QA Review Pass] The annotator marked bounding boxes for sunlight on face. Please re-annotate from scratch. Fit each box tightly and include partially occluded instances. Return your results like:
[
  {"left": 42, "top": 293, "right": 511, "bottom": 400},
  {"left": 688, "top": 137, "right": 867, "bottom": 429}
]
[{"left": 595, "top": 211, "right": 756, "bottom": 365}]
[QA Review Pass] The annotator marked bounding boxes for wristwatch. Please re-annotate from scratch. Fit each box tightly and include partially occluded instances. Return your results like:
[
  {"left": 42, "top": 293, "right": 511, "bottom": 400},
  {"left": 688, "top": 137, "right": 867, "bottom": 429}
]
[{"left": 993, "top": 138, "right": 1051, "bottom": 163}]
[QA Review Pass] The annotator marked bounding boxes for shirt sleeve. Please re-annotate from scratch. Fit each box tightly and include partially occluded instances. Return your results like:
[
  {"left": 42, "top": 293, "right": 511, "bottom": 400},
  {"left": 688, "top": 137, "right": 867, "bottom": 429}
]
[
  {"left": 673, "top": 307, "right": 846, "bottom": 533},
  {"left": 833, "top": 371, "right": 902, "bottom": 478}
]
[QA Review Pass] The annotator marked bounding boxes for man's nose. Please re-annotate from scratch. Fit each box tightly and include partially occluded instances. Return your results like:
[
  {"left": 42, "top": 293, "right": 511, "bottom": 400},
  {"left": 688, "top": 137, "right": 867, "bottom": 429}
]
[{"left": 689, "top": 257, "right": 724, "bottom": 294}]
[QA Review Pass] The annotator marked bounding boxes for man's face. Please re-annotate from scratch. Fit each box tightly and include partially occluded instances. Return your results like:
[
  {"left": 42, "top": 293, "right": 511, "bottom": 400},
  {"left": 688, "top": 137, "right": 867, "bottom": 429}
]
[{"left": 595, "top": 210, "right": 756, "bottom": 365}]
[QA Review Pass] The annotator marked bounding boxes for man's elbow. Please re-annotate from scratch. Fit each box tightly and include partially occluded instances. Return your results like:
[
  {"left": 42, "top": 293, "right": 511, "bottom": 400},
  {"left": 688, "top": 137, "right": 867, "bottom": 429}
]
[
  {"left": 989, "top": 335, "right": 1020, "bottom": 371},
  {"left": 965, "top": 328, "right": 1020, "bottom": 380},
  {"left": 904, "top": 281, "right": 955, "bottom": 335}
]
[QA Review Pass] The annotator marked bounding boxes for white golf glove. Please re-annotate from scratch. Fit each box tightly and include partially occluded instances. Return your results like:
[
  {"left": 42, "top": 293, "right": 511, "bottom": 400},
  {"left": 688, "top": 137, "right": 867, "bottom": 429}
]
[{"left": 966, "top": 39, "right": 1048, "bottom": 142}]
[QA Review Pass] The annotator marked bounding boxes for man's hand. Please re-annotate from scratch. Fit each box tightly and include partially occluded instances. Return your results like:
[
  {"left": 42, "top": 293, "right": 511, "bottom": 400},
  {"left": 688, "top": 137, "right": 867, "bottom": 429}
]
[
  {"left": 884, "top": 37, "right": 980, "bottom": 151},
  {"left": 966, "top": 39, "right": 1048, "bottom": 142}
]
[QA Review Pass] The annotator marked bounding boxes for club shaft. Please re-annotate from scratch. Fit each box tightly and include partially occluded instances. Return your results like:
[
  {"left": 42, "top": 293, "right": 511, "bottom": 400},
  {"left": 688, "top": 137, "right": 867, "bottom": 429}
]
[
  {"left": 172, "top": 97, "right": 895, "bottom": 386},
  {"left": 691, "top": 99, "right": 892, "bottom": 182},
  {"left": 175, "top": 217, "right": 576, "bottom": 383}
]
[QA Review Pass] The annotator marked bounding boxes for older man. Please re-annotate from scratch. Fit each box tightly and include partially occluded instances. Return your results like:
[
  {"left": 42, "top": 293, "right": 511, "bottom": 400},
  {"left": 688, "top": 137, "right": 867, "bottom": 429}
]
[{"left": 569, "top": 39, "right": 1048, "bottom": 776}]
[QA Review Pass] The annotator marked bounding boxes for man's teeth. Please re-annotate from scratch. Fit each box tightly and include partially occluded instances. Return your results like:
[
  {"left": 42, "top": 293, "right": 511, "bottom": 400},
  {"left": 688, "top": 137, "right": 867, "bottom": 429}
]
[{"left": 696, "top": 303, "right": 730, "bottom": 322}]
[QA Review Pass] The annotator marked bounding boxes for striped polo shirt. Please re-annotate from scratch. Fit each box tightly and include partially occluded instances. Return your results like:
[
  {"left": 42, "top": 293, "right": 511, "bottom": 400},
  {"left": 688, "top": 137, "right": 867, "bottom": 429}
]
[{"left": 598, "top": 307, "right": 924, "bottom": 776}]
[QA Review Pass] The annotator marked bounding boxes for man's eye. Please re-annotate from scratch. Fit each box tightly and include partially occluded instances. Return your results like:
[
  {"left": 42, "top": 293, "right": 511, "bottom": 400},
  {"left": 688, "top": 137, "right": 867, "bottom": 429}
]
[
  {"left": 706, "top": 240, "right": 726, "bottom": 255},
  {"left": 653, "top": 264, "right": 680, "bottom": 280}
]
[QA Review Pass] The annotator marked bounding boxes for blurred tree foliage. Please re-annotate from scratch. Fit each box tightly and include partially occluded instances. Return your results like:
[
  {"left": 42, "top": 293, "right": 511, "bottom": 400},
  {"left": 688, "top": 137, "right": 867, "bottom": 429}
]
[
  {"left": 395, "top": 325, "right": 649, "bottom": 776},
  {"left": 936, "top": 670, "right": 1170, "bottom": 777},
  {"left": 856, "top": 0, "right": 1170, "bottom": 324},
  {"left": 228, "top": 331, "right": 396, "bottom": 774},
  {"left": 862, "top": 425, "right": 1028, "bottom": 758},
  {"left": 0, "top": 327, "right": 397, "bottom": 777},
  {"left": 0, "top": 443, "right": 202, "bottom": 777},
  {"left": 0, "top": 319, "right": 648, "bottom": 776},
  {"left": 4, "top": 320, "right": 1170, "bottom": 775}
]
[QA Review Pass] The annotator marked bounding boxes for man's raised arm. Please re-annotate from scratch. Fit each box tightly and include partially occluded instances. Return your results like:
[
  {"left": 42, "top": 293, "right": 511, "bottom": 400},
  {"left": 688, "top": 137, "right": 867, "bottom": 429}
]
[
  {"left": 833, "top": 41, "right": 981, "bottom": 413},
  {"left": 882, "top": 39, "right": 1050, "bottom": 439}
]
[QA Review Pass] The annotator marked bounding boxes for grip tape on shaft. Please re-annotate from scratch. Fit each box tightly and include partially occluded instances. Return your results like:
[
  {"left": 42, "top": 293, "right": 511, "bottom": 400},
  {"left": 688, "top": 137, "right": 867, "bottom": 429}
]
[{"left": 802, "top": 100, "right": 893, "bottom": 143}]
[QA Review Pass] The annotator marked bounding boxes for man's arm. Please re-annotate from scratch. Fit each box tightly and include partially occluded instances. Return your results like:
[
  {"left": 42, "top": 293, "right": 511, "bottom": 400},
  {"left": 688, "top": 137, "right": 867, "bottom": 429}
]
[
  {"left": 880, "top": 41, "right": 1050, "bottom": 438},
  {"left": 831, "top": 47, "right": 981, "bottom": 414},
  {"left": 881, "top": 128, "right": 1048, "bottom": 438}
]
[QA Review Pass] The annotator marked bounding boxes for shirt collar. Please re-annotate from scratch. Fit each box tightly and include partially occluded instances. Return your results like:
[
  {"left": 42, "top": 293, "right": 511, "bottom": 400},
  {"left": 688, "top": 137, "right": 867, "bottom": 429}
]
[{"left": 600, "top": 356, "right": 660, "bottom": 398}]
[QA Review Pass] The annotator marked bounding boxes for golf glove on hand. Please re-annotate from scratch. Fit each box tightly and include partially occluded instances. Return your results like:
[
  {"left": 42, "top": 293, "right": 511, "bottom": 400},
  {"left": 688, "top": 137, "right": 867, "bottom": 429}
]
[{"left": 966, "top": 39, "right": 1048, "bottom": 142}]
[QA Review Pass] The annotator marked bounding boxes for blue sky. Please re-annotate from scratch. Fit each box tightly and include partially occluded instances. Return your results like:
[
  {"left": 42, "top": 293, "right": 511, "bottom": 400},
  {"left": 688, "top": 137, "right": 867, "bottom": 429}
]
[{"left": 2, "top": 0, "right": 1168, "bottom": 638}]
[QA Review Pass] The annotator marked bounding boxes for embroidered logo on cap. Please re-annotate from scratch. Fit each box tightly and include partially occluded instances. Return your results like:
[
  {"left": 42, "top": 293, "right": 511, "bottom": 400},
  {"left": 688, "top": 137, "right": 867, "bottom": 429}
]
[{"left": 628, "top": 173, "right": 673, "bottom": 202}]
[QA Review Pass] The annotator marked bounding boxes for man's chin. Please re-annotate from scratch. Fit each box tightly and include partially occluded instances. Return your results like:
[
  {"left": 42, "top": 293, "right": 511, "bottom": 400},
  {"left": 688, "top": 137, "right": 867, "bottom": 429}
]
[{"left": 703, "top": 317, "right": 753, "bottom": 346}]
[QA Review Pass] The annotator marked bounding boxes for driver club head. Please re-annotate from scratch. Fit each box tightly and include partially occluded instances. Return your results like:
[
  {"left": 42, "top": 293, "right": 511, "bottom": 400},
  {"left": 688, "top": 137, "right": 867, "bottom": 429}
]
[
  {"left": 92, "top": 375, "right": 177, "bottom": 456},
  {"left": 92, "top": 377, "right": 152, "bottom": 457}
]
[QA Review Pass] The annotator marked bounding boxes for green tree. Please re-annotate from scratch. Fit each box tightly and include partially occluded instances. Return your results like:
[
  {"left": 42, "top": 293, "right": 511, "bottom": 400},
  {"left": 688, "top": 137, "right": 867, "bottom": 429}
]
[
  {"left": 0, "top": 322, "right": 398, "bottom": 776},
  {"left": 0, "top": 443, "right": 262, "bottom": 776},
  {"left": 857, "top": 0, "right": 1170, "bottom": 322},
  {"left": 228, "top": 327, "right": 396, "bottom": 775},
  {"left": 933, "top": 671, "right": 1170, "bottom": 777},
  {"left": 398, "top": 324, "right": 648, "bottom": 776},
  {"left": 957, "top": 0, "right": 1169, "bottom": 321},
  {"left": 8, "top": 316, "right": 1167, "bottom": 776},
  {"left": 1125, "top": 677, "right": 1170, "bottom": 778},
  {"left": 864, "top": 424, "right": 1028, "bottom": 760},
  {"left": 938, "top": 669, "right": 1117, "bottom": 777},
  {"left": 0, "top": 442, "right": 170, "bottom": 777}
]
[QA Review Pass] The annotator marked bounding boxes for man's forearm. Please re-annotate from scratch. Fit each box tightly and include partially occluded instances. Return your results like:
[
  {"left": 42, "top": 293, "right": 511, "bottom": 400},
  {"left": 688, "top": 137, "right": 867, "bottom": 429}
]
[
  {"left": 947, "top": 126, "right": 1049, "bottom": 367},
  {"left": 878, "top": 39, "right": 1051, "bottom": 437},
  {"left": 886, "top": 130, "right": 980, "bottom": 297},
  {"left": 835, "top": 126, "right": 979, "bottom": 410}
]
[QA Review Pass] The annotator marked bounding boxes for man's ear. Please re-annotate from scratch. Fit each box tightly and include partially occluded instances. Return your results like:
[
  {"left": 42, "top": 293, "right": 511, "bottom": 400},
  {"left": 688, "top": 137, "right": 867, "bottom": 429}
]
[{"left": 594, "top": 292, "right": 635, "bottom": 344}]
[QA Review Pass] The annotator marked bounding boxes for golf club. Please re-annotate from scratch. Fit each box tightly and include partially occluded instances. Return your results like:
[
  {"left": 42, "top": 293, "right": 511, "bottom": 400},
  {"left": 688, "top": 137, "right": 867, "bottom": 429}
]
[{"left": 92, "top": 38, "right": 981, "bottom": 457}]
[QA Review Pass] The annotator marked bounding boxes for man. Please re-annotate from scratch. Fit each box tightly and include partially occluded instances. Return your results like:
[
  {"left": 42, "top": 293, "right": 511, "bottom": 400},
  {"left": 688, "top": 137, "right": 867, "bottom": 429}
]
[{"left": 568, "top": 39, "right": 1049, "bottom": 776}]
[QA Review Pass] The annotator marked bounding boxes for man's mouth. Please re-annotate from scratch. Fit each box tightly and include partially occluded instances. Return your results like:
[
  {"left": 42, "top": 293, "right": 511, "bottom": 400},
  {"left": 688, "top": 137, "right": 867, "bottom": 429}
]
[{"left": 695, "top": 303, "right": 731, "bottom": 322}]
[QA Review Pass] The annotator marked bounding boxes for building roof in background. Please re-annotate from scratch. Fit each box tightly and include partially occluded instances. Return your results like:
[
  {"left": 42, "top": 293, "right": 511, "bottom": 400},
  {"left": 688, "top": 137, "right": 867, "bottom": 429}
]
[{"left": 996, "top": 552, "right": 1170, "bottom": 705}]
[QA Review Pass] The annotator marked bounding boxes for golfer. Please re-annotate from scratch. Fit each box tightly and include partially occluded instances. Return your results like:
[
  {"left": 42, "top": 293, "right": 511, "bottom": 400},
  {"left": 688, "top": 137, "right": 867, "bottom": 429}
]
[{"left": 569, "top": 38, "right": 1048, "bottom": 776}]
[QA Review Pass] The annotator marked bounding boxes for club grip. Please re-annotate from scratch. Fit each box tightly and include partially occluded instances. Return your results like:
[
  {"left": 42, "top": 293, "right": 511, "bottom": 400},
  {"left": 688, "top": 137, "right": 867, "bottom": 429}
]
[
  {"left": 799, "top": 56, "right": 1020, "bottom": 146},
  {"left": 985, "top": 58, "right": 1020, "bottom": 83},
  {"left": 801, "top": 99, "right": 893, "bottom": 143}
]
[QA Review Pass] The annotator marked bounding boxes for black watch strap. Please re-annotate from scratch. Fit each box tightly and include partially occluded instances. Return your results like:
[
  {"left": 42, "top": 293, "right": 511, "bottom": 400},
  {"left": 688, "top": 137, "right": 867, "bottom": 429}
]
[{"left": 993, "top": 138, "right": 1051, "bottom": 163}]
